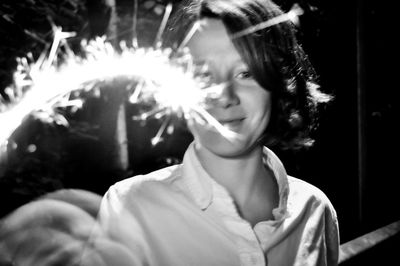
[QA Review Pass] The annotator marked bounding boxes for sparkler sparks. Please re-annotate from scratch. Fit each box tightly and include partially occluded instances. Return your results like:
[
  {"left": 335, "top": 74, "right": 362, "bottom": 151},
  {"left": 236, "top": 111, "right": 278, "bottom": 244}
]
[
  {"left": 231, "top": 4, "right": 304, "bottom": 39},
  {"left": 0, "top": 32, "right": 241, "bottom": 153},
  {"left": 0, "top": 2, "right": 304, "bottom": 156}
]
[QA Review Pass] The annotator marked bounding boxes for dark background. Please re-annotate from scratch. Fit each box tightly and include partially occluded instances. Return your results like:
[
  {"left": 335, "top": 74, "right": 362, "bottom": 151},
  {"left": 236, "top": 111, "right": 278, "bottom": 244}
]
[{"left": 0, "top": 0, "right": 398, "bottom": 253}]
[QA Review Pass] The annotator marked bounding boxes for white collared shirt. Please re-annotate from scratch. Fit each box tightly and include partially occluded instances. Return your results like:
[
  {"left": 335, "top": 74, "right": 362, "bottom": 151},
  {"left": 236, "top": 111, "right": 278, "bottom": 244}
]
[{"left": 96, "top": 143, "right": 339, "bottom": 266}]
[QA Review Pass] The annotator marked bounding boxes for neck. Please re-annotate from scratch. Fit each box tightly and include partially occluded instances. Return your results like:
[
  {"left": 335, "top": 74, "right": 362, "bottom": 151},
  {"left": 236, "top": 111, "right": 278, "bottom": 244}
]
[{"left": 194, "top": 143, "right": 269, "bottom": 206}]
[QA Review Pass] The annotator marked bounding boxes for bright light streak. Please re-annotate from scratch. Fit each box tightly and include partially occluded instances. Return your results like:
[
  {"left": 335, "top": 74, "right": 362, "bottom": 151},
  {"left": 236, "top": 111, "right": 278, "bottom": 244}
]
[
  {"left": 154, "top": 2, "right": 173, "bottom": 49},
  {"left": 0, "top": 2, "right": 306, "bottom": 151},
  {"left": 230, "top": 4, "right": 304, "bottom": 39},
  {"left": 177, "top": 21, "right": 201, "bottom": 52},
  {"left": 0, "top": 33, "right": 242, "bottom": 150}
]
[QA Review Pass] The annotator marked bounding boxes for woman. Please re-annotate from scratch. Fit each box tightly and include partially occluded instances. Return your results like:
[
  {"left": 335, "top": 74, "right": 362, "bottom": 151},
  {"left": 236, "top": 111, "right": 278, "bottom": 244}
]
[{"left": 94, "top": 0, "right": 339, "bottom": 265}]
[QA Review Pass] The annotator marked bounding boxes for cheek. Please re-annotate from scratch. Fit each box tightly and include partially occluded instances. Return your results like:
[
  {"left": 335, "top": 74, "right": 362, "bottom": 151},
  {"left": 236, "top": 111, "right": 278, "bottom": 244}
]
[
  {"left": 249, "top": 108, "right": 271, "bottom": 137},
  {"left": 243, "top": 92, "right": 272, "bottom": 138},
  {"left": 244, "top": 91, "right": 272, "bottom": 122}
]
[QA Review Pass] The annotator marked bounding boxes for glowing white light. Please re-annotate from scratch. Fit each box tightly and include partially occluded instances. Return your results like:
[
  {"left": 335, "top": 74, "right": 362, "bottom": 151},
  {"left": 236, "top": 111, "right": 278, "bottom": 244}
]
[
  {"left": 2, "top": 1, "right": 309, "bottom": 150},
  {"left": 0, "top": 33, "right": 242, "bottom": 149}
]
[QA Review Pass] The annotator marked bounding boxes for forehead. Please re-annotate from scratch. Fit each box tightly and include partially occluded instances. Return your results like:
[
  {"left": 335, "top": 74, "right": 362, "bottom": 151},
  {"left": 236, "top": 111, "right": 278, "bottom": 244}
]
[{"left": 187, "top": 19, "right": 241, "bottom": 61}]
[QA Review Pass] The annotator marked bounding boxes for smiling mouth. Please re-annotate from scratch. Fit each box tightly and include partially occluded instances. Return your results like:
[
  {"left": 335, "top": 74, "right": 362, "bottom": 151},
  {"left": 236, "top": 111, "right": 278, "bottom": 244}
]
[{"left": 218, "top": 118, "right": 245, "bottom": 129}]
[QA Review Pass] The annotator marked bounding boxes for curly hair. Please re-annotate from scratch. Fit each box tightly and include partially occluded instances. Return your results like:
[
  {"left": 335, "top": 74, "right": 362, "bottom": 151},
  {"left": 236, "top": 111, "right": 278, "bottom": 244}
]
[{"left": 168, "top": 0, "right": 332, "bottom": 150}]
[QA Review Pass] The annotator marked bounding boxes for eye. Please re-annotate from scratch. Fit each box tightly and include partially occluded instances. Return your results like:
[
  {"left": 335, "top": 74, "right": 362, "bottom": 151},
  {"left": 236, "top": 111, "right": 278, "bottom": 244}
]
[{"left": 235, "top": 71, "right": 253, "bottom": 80}]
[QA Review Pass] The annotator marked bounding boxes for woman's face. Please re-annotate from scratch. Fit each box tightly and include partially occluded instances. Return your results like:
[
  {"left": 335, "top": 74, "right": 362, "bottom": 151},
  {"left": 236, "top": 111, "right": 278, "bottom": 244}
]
[{"left": 187, "top": 18, "right": 272, "bottom": 158}]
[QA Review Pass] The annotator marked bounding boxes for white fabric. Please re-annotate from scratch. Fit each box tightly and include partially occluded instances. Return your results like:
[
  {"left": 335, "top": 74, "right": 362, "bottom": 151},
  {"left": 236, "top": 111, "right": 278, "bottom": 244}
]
[{"left": 95, "top": 143, "right": 339, "bottom": 266}]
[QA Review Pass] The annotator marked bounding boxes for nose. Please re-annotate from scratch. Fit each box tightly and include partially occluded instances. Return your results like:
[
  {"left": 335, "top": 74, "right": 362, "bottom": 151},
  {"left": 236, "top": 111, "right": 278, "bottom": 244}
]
[{"left": 210, "top": 81, "right": 240, "bottom": 108}]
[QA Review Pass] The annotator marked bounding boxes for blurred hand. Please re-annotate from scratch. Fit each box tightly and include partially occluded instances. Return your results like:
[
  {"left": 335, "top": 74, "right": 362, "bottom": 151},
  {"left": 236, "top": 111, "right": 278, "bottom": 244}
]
[{"left": 0, "top": 189, "right": 137, "bottom": 266}]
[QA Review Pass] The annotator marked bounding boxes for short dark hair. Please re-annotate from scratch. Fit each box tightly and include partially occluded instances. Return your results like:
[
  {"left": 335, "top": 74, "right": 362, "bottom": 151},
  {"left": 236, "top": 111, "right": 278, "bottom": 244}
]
[{"left": 168, "top": 0, "right": 332, "bottom": 150}]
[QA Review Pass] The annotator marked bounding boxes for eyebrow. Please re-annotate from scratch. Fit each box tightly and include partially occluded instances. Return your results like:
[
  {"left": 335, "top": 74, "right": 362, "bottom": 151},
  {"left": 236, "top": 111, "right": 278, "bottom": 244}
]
[{"left": 192, "top": 58, "right": 245, "bottom": 66}]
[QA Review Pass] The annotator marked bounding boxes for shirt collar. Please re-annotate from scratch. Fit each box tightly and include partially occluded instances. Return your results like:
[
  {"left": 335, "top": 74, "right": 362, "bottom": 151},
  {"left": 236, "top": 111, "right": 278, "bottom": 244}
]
[
  {"left": 262, "top": 146, "right": 290, "bottom": 221},
  {"left": 181, "top": 142, "right": 290, "bottom": 221}
]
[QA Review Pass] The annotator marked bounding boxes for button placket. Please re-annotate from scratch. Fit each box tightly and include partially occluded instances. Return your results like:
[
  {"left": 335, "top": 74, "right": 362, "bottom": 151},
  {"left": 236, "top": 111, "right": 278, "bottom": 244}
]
[{"left": 211, "top": 180, "right": 266, "bottom": 266}]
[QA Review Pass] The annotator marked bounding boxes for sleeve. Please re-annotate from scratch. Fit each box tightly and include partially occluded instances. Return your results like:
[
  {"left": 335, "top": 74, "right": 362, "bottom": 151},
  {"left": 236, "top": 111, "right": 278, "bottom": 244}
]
[
  {"left": 324, "top": 203, "right": 340, "bottom": 266},
  {"left": 294, "top": 195, "right": 340, "bottom": 266}
]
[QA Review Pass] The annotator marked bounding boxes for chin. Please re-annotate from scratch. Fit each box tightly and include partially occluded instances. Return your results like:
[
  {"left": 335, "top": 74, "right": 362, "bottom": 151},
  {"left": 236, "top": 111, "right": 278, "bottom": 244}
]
[{"left": 196, "top": 133, "right": 258, "bottom": 158}]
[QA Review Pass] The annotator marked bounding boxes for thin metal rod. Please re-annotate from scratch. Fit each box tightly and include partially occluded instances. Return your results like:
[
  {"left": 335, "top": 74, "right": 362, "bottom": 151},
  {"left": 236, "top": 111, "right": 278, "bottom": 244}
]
[{"left": 356, "top": 0, "right": 367, "bottom": 228}]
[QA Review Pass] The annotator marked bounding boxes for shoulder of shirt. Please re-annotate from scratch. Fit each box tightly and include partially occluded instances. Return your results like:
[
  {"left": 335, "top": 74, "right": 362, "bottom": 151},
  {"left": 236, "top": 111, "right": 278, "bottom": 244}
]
[
  {"left": 287, "top": 175, "right": 337, "bottom": 218},
  {"left": 108, "top": 164, "right": 183, "bottom": 198}
]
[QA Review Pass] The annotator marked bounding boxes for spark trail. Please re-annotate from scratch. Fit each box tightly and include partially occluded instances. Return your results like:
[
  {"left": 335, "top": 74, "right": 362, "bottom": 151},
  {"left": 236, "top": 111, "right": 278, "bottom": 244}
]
[{"left": 0, "top": 2, "right": 304, "bottom": 156}]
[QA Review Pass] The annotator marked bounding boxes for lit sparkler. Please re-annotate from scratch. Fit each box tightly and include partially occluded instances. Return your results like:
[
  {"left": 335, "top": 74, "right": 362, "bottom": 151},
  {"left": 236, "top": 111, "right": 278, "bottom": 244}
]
[
  {"left": 0, "top": 31, "right": 240, "bottom": 153},
  {"left": 0, "top": 2, "right": 304, "bottom": 157}
]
